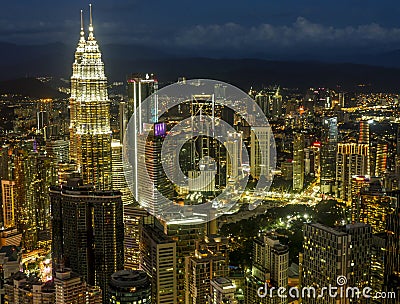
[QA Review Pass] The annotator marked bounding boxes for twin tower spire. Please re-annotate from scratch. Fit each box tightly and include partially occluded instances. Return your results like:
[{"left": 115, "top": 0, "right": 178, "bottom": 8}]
[{"left": 79, "top": 4, "right": 95, "bottom": 41}]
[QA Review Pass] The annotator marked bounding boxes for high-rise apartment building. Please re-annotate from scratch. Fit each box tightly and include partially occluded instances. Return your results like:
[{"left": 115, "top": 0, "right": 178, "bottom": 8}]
[
  {"left": 186, "top": 249, "right": 228, "bottom": 304},
  {"left": 245, "top": 235, "right": 289, "bottom": 304},
  {"left": 69, "top": 6, "right": 112, "bottom": 190},
  {"left": 302, "top": 223, "right": 372, "bottom": 304},
  {"left": 54, "top": 268, "right": 102, "bottom": 304},
  {"left": 4, "top": 272, "right": 55, "bottom": 304}
]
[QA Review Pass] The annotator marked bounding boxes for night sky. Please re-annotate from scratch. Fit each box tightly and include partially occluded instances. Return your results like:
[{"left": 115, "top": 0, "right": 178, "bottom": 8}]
[{"left": 1, "top": 0, "right": 400, "bottom": 59}]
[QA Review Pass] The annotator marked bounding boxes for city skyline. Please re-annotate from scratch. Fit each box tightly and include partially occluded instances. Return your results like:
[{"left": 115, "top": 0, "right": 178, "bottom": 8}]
[{"left": 0, "top": 3, "right": 400, "bottom": 304}]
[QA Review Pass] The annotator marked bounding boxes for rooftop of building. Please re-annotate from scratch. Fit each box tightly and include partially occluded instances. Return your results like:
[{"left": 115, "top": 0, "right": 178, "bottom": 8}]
[
  {"left": 212, "top": 277, "right": 234, "bottom": 286},
  {"left": 306, "top": 223, "right": 348, "bottom": 236},
  {"left": 110, "top": 270, "right": 150, "bottom": 289},
  {"left": 50, "top": 178, "right": 122, "bottom": 197},
  {"left": 142, "top": 222, "right": 174, "bottom": 244}
]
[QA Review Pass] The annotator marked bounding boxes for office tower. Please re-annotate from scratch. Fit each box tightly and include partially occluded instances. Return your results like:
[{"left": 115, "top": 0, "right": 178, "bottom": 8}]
[
  {"left": 126, "top": 74, "right": 158, "bottom": 199},
  {"left": 123, "top": 203, "right": 147, "bottom": 270},
  {"left": 140, "top": 218, "right": 177, "bottom": 304},
  {"left": 4, "top": 272, "right": 55, "bottom": 304},
  {"left": 302, "top": 223, "right": 372, "bottom": 304},
  {"left": 245, "top": 235, "right": 289, "bottom": 304},
  {"left": 375, "top": 141, "right": 388, "bottom": 177},
  {"left": 225, "top": 131, "right": 243, "bottom": 183},
  {"left": 320, "top": 117, "right": 338, "bottom": 194},
  {"left": 107, "top": 270, "right": 151, "bottom": 304},
  {"left": 136, "top": 125, "right": 174, "bottom": 216},
  {"left": 336, "top": 143, "right": 370, "bottom": 202},
  {"left": 250, "top": 127, "right": 273, "bottom": 180},
  {"left": 54, "top": 268, "right": 102, "bottom": 304},
  {"left": 50, "top": 178, "right": 124, "bottom": 302},
  {"left": 69, "top": 7, "right": 113, "bottom": 190},
  {"left": 2, "top": 180, "right": 16, "bottom": 228},
  {"left": 209, "top": 277, "right": 237, "bottom": 304},
  {"left": 352, "top": 179, "right": 396, "bottom": 233},
  {"left": 111, "top": 139, "right": 133, "bottom": 205},
  {"left": 293, "top": 133, "right": 305, "bottom": 191}
]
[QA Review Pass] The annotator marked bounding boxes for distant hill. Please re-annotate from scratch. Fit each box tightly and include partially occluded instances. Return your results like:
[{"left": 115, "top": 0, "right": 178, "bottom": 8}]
[
  {"left": 0, "top": 78, "right": 67, "bottom": 99},
  {"left": 1, "top": 42, "right": 400, "bottom": 92}
]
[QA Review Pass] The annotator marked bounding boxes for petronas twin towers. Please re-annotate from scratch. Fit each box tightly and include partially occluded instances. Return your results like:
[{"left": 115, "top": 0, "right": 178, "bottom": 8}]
[{"left": 69, "top": 5, "right": 113, "bottom": 190}]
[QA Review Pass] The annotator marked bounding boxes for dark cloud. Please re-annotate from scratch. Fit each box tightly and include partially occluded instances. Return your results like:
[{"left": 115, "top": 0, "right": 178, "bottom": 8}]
[{"left": 169, "top": 18, "right": 400, "bottom": 52}]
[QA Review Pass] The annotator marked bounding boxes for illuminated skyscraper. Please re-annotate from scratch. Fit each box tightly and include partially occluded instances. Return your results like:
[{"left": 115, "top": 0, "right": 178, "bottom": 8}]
[
  {"left": 320, "top": 117, "right": 337, "bottom": 194},
  {"left": 358, "top": 120, "right": 370, "bottom": 145},
  {"left": 225, "top": 131, "right": 243, "bottom": 183},
  {"left": 375, "top": 141, "right": 388, "bottom": 177},
  {"left": 336, "top": 143, "right": 370, "bottom": 202},
  {"left": 250, "top": 127, "right": 273, "bottom": 180},
  {"left": 352, "top": 179, "right": 396, "bottom": 234},
  {"left": 126, "top": 74, "right": 158, "bottom": 199},
  {"left": 2, "top": 180, "right": 16, "bottom": 228},
  {"left": 69, "top": 6, "right": 112, "bottom": 190},
  {"left": 137, "top": 125, "right": 174, "bottom": 215},
  {"left": 293, "top": 132, "right": 305, "bottom": 191}
]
